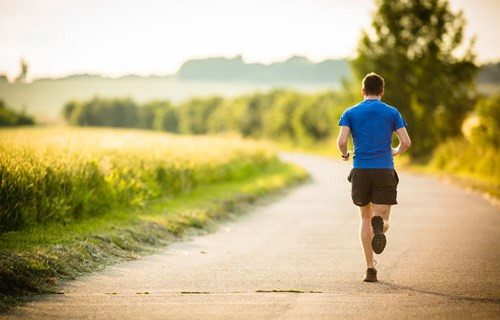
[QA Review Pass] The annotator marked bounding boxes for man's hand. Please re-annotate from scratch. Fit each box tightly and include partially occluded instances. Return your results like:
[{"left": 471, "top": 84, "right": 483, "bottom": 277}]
[
  {"left": 342, "top": 151, "right": 351, "bottom": 161},
  {"left": 392, "top": 127, "right": 411, "bottom": 157}
]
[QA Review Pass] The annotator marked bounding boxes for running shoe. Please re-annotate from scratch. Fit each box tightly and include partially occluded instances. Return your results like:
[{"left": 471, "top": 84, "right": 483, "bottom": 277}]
[
  {"left": 364, "top": 268, "right": 378, "bottom": 282},
  {"left": 371, "top": 215, "right": 387, "bottom": 254}
]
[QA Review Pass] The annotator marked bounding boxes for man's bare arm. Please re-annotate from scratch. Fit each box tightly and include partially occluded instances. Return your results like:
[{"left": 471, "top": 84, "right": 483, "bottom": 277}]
[
  {"left": 392, "top": 127, "right": 411, "bottom": 156},
  {"left": 337, "top": 126, "right": 351, "bottom": 160}
]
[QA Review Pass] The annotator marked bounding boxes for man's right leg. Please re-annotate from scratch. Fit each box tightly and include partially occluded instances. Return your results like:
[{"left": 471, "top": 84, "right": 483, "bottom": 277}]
[
  {"left": 373, "top": 204, "right": 391, "bottom": 233},
  {"left": 371, "top": 204, "right": 391, "bottom": 254},
  {"left": 370, "top": 169, "right": 398, "bottom": 254}
]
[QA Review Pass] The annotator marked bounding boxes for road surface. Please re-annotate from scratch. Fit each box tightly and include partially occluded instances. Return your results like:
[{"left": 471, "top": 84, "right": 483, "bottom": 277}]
[{"left": 4, "top": 153, "right": 500, "bottom": 319}]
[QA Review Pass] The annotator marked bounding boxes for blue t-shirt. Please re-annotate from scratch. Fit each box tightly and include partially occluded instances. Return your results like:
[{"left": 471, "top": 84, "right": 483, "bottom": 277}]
[{"left": 338, "top": 99, "right": 407, "bottom": 169}]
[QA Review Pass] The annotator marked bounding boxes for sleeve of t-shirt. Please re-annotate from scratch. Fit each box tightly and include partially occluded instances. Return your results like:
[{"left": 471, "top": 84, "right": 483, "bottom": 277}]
[
  {"left": 393, "top": 110, "right": 407, "bottom": 131},
  {"left": 338, "top": 110, "right": 351, "bottom": 128}
]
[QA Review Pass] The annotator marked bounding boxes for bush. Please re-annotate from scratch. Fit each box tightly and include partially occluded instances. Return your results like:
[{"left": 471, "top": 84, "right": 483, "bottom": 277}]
[
  {"left": 431, "top": 138, "right": 500, "bottom": 185},
  {"left": 0, "top": 100, "right": 35, "bottom": 127},
  {"left": 64, "top": 97, "right": 138, "bottom": 128},
  {"left": 471, "top": 94, "right": 500, "bottom": 148}
]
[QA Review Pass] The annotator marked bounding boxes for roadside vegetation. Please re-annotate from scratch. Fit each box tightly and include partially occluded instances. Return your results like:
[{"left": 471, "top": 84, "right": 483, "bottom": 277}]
[
  {"left": 429, "top": 94, "right": 500, "bottom": 197},
  {"left": 0, "top": 127, "right": 307, "bottom": 310}
]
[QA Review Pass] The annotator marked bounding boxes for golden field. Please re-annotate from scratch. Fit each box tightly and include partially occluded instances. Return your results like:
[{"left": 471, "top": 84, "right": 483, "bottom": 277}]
[{"left": 0, "top": 127, "right": 277, "bottom": 232}]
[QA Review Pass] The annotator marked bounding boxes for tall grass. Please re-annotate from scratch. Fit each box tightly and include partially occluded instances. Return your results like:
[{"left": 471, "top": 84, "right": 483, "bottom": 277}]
[
  {"left": 0, "top": 127, "right": 277, "bottom": 233},
  {"left": 431, "top": 138, "right": 500, "bottom": 186}
]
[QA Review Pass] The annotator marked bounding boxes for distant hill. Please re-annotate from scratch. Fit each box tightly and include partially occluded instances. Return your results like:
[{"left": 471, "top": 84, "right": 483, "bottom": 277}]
[
  {"left": 177, "top": 56, "right": 500, "bottom": 85},
  {"left": 177, "top": 55, "right": 351, "bottom": 83},
  {"left": 478, "top": 62, "right": 500, "bottom": 83},
  {"left": 12, "top": 57, "right": 500, "bottom": 86},
  {"left": 26, "top": 56, "right": 351, "bottom": 84}
]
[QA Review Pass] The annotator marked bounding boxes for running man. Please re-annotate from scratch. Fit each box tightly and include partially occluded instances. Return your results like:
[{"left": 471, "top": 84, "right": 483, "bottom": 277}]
[{"left": 337, "top": 72, "right": 411, "bottom": 282}]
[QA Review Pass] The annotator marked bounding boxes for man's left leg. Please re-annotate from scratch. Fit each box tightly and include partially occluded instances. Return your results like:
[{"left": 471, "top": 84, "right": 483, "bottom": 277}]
[
  {"left": 371, "top": 204, "right": 391, "bottom": 254},
  {"left": 359, "top": 203, "right": 375, "bottom": 269}
]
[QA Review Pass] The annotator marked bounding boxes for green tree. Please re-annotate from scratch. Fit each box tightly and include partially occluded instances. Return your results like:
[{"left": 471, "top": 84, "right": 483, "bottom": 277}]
[
  {"left": 151, "top": 101, "right": 178, "bottom": 132},
  {"left": 64, "top": 97, "right": 139, "bottom": 128},
  {"left": 291, "top": 92, "right": 341, "bottom": 144},
  {"left": 0, "top": 100, "right": 35, "bottom": 126},
  {"left": 206, "top": 97, "right": 242, "bottom": 134},
  {"left": 0, "top": 100, "right": 18, "bottom": 126},
  {"left": 237, "top": 93, "right": 271, "bottom": 137},
  {"left": 108, "top": 98, "right": 139, "bottom": 128},
  {"left": 69, "top": 102, "right": 93, "bottom": 126},
  {"left": 63, "top": 101, "right": 78, "bottom": 122},
  {"left": 138, "top": 102, "right": 159, "bottom": 129},
  {"left": 262, "top": 91, "right": 301, "bottom": 141},
  {"left": 352, "top": 0, "right": 478, "bottom": 156},
  {"left": 177, "top": 97, "right": 223, "bottom": 134}
]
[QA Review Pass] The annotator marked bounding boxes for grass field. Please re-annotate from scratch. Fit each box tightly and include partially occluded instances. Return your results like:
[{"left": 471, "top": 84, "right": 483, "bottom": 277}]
[
  {"left": 0, "top": 127, "right": 280, "bottom": 231},
  {"left": 0, "top": 127, "right": 307, "bottom": 310}
]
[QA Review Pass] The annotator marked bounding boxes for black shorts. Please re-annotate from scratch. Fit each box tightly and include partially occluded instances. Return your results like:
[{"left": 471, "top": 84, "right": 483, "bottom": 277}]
[{"left": 347, "top": 168, "right": 399, "bottom": 206}]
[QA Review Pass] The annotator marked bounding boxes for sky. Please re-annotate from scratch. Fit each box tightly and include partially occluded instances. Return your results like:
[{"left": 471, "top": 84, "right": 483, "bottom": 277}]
[{"left": 1, "top": 0, "right": 499, "bottom": 80}]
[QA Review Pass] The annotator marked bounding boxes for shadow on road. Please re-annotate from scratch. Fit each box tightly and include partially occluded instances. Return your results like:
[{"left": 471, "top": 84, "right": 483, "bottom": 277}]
[{"left": 377, "top": 281, "right": 500, "bottom": 305}]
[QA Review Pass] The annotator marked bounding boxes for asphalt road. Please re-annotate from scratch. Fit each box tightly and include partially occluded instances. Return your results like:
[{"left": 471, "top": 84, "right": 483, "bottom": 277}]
[{"left": 4, "top": 153, "right": 500, "bottom": 319}]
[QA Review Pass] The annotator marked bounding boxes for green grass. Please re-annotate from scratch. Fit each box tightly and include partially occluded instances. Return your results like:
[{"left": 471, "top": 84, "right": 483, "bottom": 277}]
[{"left": 0, "top": 160, "right": 307, "bottom": 311}]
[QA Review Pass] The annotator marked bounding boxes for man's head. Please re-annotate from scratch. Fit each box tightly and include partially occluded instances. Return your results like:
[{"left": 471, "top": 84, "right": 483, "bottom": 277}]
[{"left": 362, "top": 72, "right": 384, "bottom": 97}]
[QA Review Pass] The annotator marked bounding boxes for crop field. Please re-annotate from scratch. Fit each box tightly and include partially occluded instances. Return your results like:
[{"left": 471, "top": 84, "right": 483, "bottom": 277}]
[{"left": 0, "top": 127, "right": 280, "bottom": 233}]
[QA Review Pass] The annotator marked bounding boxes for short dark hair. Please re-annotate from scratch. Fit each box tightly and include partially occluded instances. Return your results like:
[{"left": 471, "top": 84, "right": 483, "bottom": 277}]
[{"left": 362, "top": 72, "right": 384, "bottom": 96}]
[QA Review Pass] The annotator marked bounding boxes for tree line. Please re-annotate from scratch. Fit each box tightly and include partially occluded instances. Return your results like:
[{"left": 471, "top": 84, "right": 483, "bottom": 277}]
[
  {"left": 62, "top": 90, "right": 352, "bottom": 147},
  {"left": 62, "top": 84, "right": 499, "bottom": 151}
]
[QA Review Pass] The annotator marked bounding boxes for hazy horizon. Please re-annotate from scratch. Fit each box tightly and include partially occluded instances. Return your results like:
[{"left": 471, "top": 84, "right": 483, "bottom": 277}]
[
  {"left": 3, "top": 55, "right": 350, "bottom": 82},
  {"left": 1, "top": 0, "right": 499, "bottom": 81}
]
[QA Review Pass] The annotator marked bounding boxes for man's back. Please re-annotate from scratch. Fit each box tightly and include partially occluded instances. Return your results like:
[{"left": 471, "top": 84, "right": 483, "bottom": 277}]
[{"left": 338, "top": 99, "right": 406, "bottom": 169}]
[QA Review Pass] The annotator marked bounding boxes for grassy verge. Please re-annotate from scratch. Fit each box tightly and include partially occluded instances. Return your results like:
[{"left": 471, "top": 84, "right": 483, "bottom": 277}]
[
  {"left": 396, "top": 155, "right": 500, "bottom": 201},
  {"left": 0, "top": 161, "right": 307, "bottom": 312}
]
